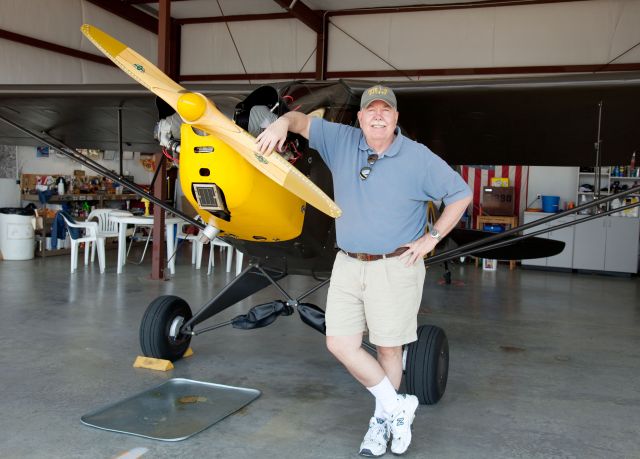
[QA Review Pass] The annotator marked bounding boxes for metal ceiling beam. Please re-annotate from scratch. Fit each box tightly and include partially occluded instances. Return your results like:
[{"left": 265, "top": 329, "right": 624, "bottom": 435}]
[
  {"left": 327, "top": 0, "right": 587, "bottom": 17},
  {"left": 178, "top": 12, "right": 293, "bottom": 25},
  {"left": 0, "top": 28, "right": 114, "bottom": 67},
  {"left": 86, "top": 0, "right": 158, "bottom": 33},
  {"left": 157, "top": 0, "right": 172, "bottom": 74},
  {"left": 180, "top": 71, "right": 315, "bottom": 81},
  {"left": 324, "top": 62, "right": 640, "bottom": 79},
  {"left": 124, "top": 0, "right": 189, "bottom": 3},
  {"left": 272, "top": 0, "right": 322, "bottom": 34},
  {"left": 178, "top": 62, "right": 640, "bottom": 82},
  {"left": 316, "top": 13, "right": 328, "bottom": 80}
]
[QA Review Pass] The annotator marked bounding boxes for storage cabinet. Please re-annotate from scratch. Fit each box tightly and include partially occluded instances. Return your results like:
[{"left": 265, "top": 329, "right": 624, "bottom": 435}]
[
  {"left": 572, "top": 218, "right": 606, "bottom": 270},
  {"left": 521, "top": 212, "right": 575, "bottom": 269},
  {"left": 573, "top": 216, "right": 639, "bottom": 273},
  {"left": 605, "top": 218, "right": 640, "bottom": 272},
  {"left": 524, "top": 213, "right": 639, "bottom": 273}
]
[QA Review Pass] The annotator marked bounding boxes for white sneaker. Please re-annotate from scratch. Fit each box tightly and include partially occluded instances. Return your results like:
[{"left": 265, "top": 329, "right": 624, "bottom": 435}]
[
  {"left": 359, "top": 416, "right": 390, "bottom": 457},
  {"left": 389, "top": 394, "right": 419, "bottom": 455}
]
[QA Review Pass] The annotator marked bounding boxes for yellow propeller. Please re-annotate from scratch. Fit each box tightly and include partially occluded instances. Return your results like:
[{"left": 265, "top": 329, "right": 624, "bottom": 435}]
[{"left": 81, "top": 24, "right": 341, "bottom": 219}]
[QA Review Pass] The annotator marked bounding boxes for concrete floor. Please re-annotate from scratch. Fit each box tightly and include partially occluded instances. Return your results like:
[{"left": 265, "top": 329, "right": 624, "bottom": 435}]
[{"left": 1, "top": 248, "right": 639, "bottom": 459}]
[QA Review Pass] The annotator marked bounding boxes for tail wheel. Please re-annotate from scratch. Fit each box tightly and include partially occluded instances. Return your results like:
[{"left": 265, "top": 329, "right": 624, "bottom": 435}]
[
  {"left": 405, "top": 325, "right": 449, "bottom": 405},
  {"left": 140, "top": 295, "right": 193, "bottom": 362}
]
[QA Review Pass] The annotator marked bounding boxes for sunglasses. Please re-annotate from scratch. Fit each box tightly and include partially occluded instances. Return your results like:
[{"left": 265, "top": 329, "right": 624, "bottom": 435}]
[{"left": 359, "top": 154, "right": 379, "bottom": 180}]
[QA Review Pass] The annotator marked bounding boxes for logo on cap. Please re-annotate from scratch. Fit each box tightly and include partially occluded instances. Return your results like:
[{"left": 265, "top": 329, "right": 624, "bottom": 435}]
[
  {"left": 368, "top": 87, "right": 388, "bottom": 96},
  {"left": 360, "top": 85, "right": 397, "bottom": 110}
]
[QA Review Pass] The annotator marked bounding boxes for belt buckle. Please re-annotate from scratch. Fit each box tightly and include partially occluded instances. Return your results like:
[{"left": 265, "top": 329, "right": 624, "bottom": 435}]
[{"left": 356, "top": 253, "right": 368, "bottom": 261}]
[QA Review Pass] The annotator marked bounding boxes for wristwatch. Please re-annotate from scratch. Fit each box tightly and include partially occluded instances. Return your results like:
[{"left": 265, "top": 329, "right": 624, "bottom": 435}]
[{"left": 429, "top": 227, "right": 442, "bottom": 242}]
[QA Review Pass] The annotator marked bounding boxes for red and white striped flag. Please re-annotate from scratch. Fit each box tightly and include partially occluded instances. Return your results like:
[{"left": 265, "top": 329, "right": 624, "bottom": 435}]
[{"left": 459, "top": 165, "right": 529, "bottom": 229}]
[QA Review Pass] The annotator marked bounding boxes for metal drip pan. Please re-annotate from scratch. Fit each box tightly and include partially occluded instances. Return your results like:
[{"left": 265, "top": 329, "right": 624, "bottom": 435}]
[{"left": 81, "top": 378, "right": 260, "bottom": 441}]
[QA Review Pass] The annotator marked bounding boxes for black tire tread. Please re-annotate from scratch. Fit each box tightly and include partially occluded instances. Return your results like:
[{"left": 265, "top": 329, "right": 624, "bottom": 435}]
[
  {"left": 405, "top": 325, "right": 449, "bottom": 405},
  {"left": 140, "top": 295, "right": 192, "bottom": 362}
]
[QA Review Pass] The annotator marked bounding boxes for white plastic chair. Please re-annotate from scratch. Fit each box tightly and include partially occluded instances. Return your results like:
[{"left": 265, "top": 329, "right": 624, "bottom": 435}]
[
  {"left": 207, "top": 239, "right": 243, "bottom": 275},
  {"left": 86, "top": 209, "right": 132, "bottom": 264},
  {"left": 87, "top": 208, "right": 121, "bottom": 237},
  {"left": 175, "top": 218, "right": 204, "bottom": 269},
  {"left": 172, "top": 214, "right": 243, "bottom": 275},
  {"left": 61, "top": 215, "right": 106, "bottom": 273}
]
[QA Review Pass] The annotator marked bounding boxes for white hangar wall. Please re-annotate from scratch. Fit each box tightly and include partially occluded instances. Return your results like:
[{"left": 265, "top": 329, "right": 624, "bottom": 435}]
[
  {"left": 326, "top": 0, "right": 640, "bottom": 75},
  {"left": 0, "top": 0, "right": 157, "bottom": 84},
  {"left": 180, "top": 19, "right": 317, "bottom": 80},
  {"left": 177, "top": 0, "right": 640, "bottom": 79},
  {"left": 1, "top": 0, "right": 639, "bottom": 83}
]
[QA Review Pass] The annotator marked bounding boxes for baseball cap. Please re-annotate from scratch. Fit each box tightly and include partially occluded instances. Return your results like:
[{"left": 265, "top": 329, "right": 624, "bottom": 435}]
[{"left": 360, "top": 85, "right": 397, "bottom": 110}]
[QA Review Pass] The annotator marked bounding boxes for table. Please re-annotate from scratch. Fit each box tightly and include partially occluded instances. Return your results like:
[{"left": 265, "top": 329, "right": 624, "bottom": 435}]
[
  {"left": 111, "top": 214, "right": 182, "bottom": 274},
  {"left": 21, "top": 193, "right": 137, "bottom": 258},
  {"left": 476, "top": 215, "right": 519, "bottom": 270}
]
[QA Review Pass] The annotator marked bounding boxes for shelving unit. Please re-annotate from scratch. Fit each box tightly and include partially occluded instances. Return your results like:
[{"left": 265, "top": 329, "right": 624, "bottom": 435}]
[
  {"left": 558, "top": 167, "right": 640, "bottom": 274},
  {"left": 576, "top": 168, "right": 640, "bottom": 215},
  {"left": 577, "top": 168, "right": 610, "bottom": 212}
]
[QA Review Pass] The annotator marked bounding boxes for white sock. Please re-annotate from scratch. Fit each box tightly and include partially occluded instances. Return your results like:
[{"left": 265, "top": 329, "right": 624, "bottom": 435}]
[
  {"left": 374, "top": 399, "right": 386, "bottom": 420},
  {"left": 367, "top": 376, "right": 399, "bottom": 418}
]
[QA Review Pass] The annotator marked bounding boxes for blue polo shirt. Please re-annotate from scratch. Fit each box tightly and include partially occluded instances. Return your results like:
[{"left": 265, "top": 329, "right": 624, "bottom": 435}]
[{"left": 309, "top": 117, "right": 471, "bottom": 254}]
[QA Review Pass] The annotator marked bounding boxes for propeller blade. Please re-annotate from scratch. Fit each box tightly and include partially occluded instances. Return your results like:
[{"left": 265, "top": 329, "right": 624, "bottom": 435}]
[{"left": 81, "top": 24, "right": 341, "bottom": 219}]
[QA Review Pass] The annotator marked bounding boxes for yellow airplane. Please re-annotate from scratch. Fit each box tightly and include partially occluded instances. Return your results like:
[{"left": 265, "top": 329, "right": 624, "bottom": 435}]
[{"left": 1, "top": 25, "right": 637, "bottom": 406}]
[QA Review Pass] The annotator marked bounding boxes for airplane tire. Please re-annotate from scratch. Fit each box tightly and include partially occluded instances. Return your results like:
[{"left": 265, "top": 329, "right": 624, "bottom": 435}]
[
  {"left": 140, "top": 295, "right": 193, "bottom": 362},
  {"left": 405, "top": 325, "right": 449, "bottom": 405}
]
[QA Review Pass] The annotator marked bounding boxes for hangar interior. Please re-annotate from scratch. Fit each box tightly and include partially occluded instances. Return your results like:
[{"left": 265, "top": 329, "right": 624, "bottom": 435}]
[{"left": 0, "top": 0, "right": 639, "bottom": 458}]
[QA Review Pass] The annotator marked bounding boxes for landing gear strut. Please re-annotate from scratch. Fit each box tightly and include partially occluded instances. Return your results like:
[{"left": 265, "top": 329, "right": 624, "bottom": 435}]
[{"left": 139, "top": 261, "right": 449, "bottom": 404}]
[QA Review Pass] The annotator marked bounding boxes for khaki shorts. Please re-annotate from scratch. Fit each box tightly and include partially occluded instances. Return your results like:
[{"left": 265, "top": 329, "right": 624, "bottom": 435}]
[{"left": 325, "top": 251, "right": 426, "bottom": 347}]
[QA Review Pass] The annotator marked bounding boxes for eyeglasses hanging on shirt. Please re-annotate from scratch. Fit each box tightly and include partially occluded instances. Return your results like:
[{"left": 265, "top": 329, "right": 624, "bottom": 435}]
[{"left": 359, "top": 154, "right": 379, "bottom": 180}]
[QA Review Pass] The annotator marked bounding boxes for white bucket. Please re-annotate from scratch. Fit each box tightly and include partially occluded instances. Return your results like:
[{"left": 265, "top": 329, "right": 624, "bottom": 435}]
[{"left": 0, "top": 212, "right": 36, "bottom": 260}]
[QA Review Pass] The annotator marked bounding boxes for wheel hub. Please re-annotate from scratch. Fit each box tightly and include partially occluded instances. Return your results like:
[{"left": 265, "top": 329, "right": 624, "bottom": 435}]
[{"left": 169, "top": 315, "right": 185, "bottom": 340}]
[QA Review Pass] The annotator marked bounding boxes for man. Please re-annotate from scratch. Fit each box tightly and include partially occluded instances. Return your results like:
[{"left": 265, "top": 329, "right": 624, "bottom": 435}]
[{"left": 256, "top": 85, "right": 471, "bottom": 456}]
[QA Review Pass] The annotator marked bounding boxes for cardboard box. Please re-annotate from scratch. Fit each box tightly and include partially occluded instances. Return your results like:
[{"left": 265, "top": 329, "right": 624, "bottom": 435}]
[{"left": 482, "top": 187, "right": 515, "bottom": 216}]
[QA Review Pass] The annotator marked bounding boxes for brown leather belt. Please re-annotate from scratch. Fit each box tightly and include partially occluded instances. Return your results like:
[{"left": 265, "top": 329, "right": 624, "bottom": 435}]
[{"left": 342, "top": 246, "right": 408, "bottom": 262}]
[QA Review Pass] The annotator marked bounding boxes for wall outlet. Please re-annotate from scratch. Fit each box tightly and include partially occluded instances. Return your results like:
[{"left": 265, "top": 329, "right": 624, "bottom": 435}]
[{"left": 536, "top": 194, "right": 541, "bottom": 200}]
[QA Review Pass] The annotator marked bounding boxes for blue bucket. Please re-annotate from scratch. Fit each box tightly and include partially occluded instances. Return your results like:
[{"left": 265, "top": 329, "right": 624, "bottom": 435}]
[{"left": 541, "top": 195, "right": 560, "bottom": 213}]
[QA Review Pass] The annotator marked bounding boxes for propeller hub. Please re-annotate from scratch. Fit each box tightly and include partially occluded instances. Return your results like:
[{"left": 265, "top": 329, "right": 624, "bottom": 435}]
[{"left": 177, "top": 92, "right": 206, "bottom": 122}]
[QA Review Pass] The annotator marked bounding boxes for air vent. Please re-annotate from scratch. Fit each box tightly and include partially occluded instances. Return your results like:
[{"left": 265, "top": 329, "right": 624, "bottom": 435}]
[{"left": 194, "top": 146, "right": 214, "bottom": 153}]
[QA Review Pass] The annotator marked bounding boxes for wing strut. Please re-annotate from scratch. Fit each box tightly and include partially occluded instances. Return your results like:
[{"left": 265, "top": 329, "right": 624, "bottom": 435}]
[
  {"left": 0, "top": 113, "right": 205, "bottom": 231},
  {"left": 426, "top": 186, "right": 640, "bottom": 266}
]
